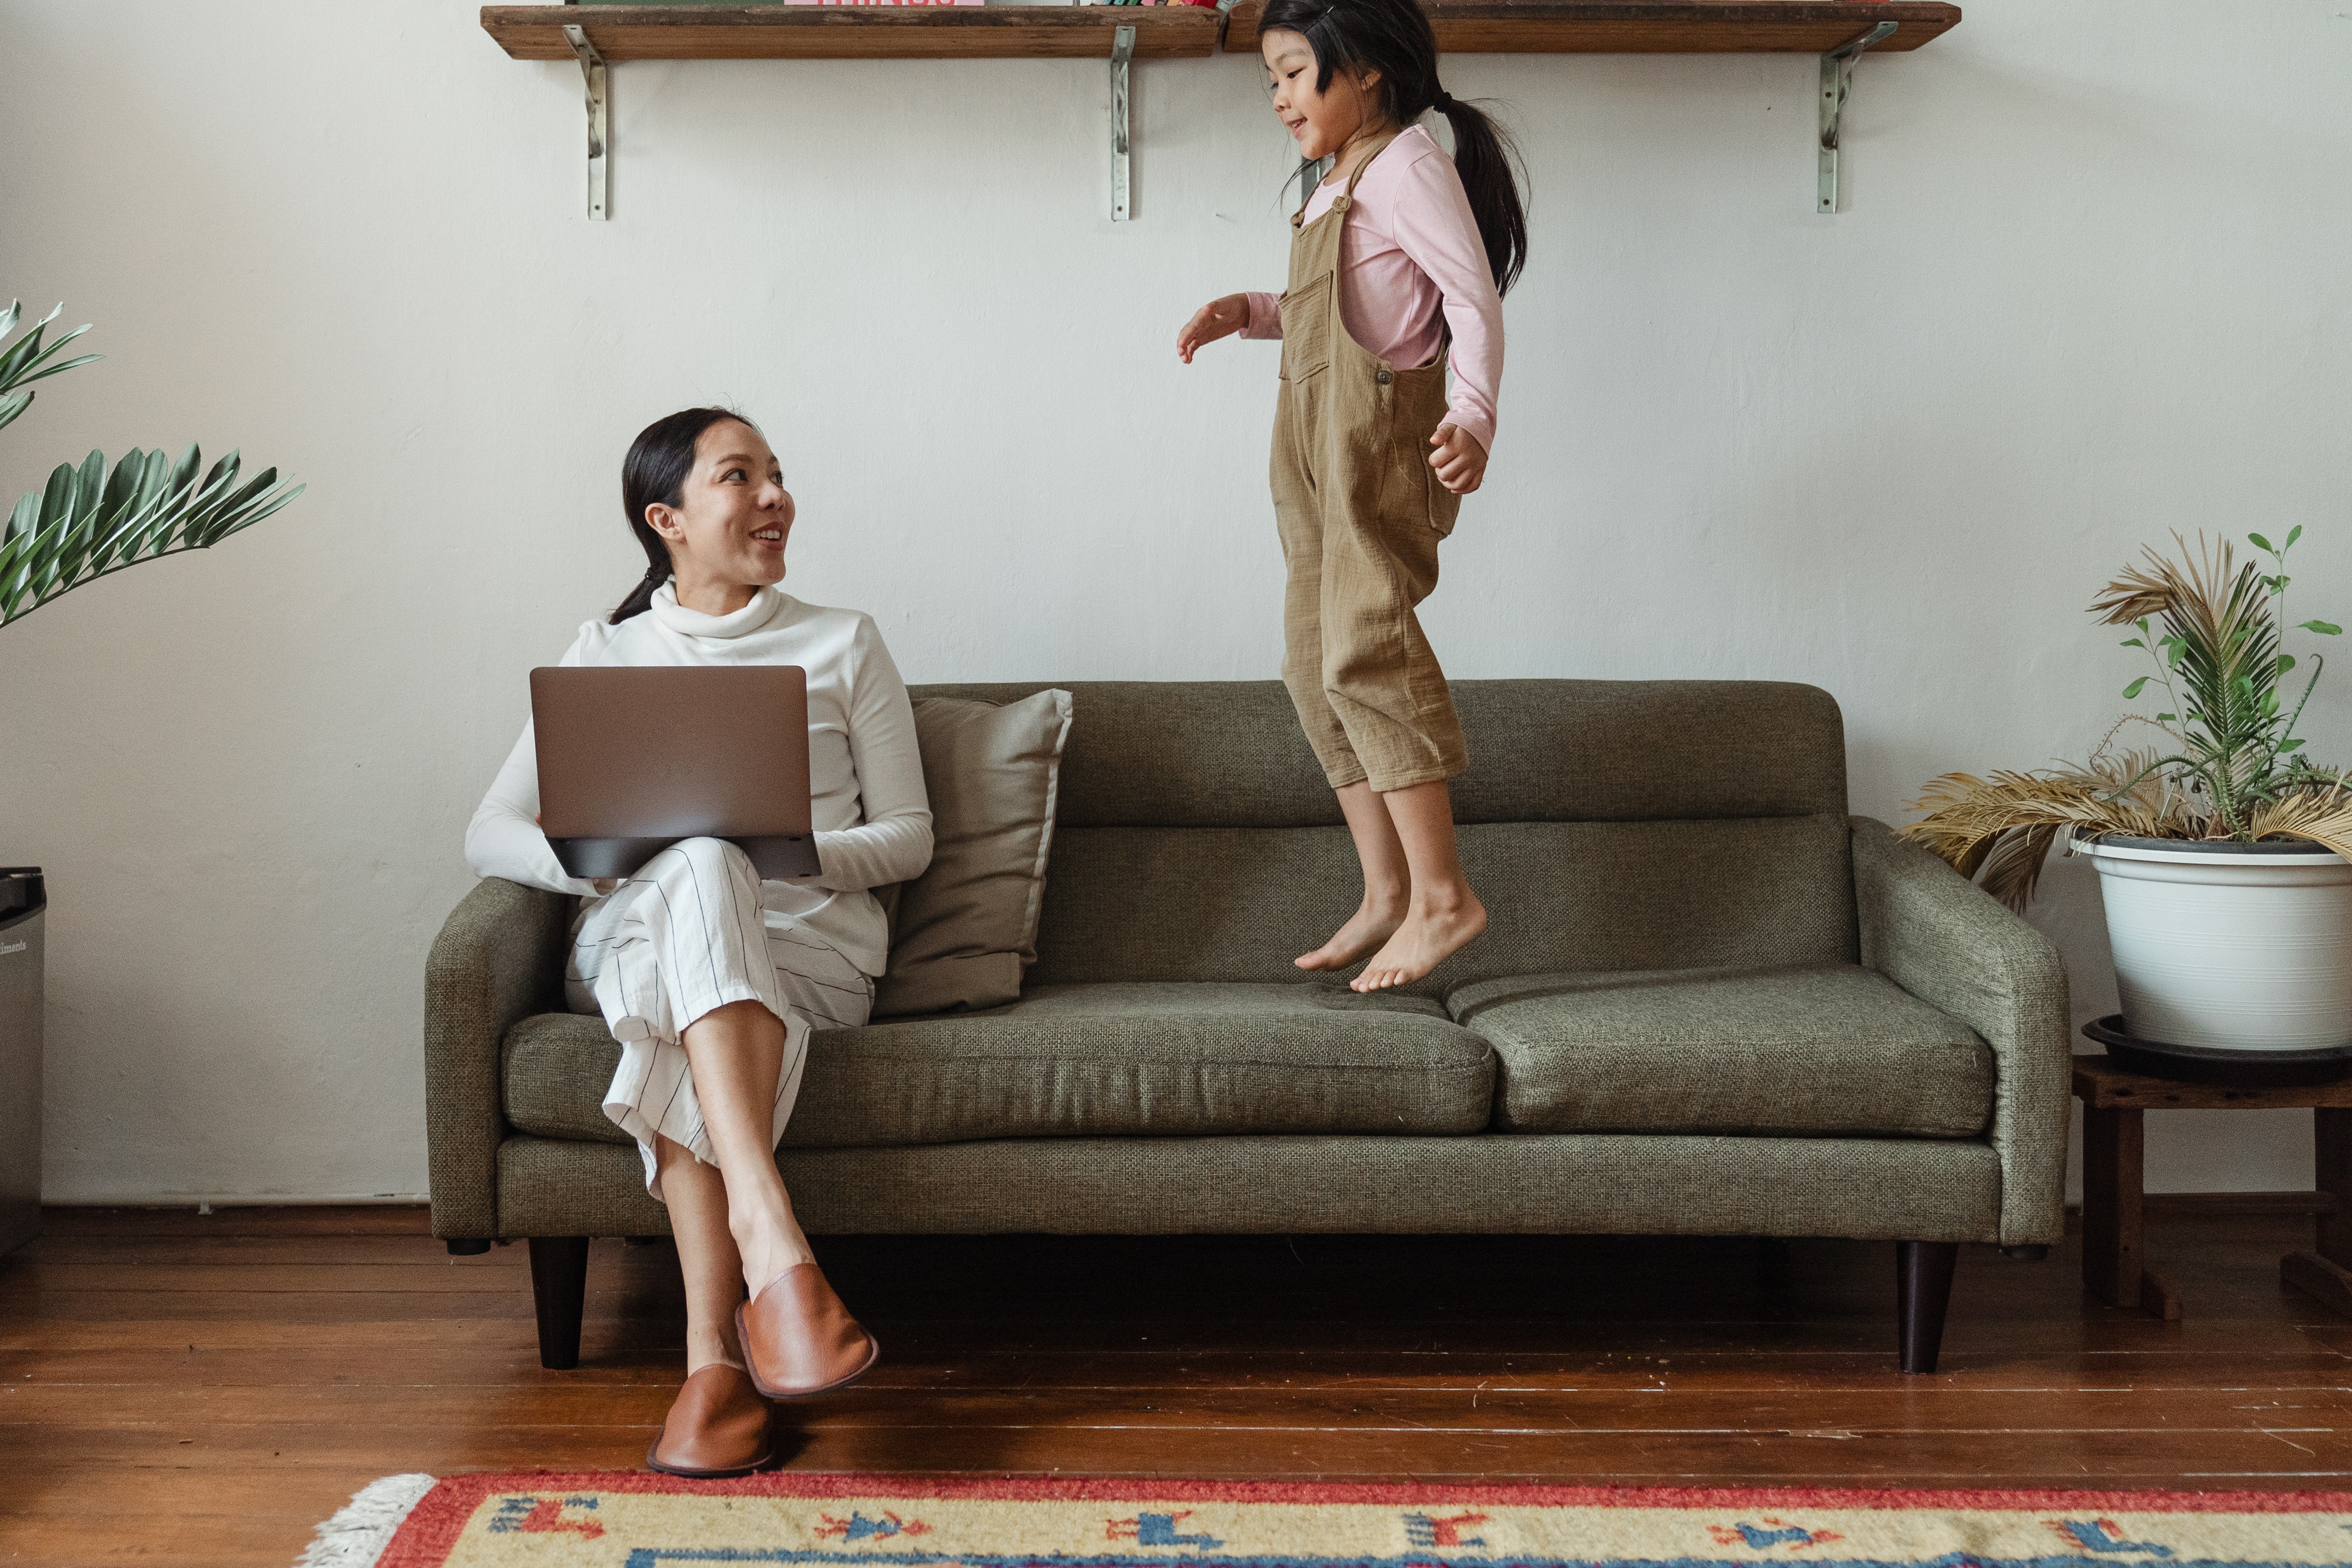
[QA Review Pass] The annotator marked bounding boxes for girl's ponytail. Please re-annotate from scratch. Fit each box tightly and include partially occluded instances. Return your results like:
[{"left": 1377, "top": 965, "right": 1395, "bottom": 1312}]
[
  {"left": 1259, "top": 0, "right": 1528, "bottom": 296},
  {"left": 1429, "top": 90, "right": 1527, "bottom": 296}
]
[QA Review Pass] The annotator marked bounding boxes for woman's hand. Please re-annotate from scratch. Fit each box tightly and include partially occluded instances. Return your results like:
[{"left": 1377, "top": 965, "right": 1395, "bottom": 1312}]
[
  {"left": 537, "top": 815, "right": 620, "bottom": 896},
  {"left": 1428, "top": 424, "right": 1489, "bottom": 495},
  {"left": 1177, "top": 295, "right": 1251, "bottom": 363}
]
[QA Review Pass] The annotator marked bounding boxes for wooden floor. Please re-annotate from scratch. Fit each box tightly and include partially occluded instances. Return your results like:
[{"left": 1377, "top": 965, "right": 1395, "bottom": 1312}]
[{"left": 6, "top": 1204, "right": 2352, "bottom": 1565}]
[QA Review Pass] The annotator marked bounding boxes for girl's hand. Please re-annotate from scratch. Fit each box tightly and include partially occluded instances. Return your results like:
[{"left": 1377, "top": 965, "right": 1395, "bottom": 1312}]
[
  {"left": 1177, "top": 294, "right": 1251, "bottom": 363},
  {"left": 1428, "top": 424, "right": 1489, "bottom": 495}
]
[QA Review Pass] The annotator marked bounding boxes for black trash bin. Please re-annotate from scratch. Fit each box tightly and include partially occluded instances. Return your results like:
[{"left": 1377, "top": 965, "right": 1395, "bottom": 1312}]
[{"left": 0, "top": 868, "right": 43, "bottom": 1257}]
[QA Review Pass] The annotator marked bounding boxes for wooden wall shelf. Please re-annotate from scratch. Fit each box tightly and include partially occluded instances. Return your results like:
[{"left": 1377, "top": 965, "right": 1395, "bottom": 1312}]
[
  {"left": 484, "top": 0, "right": 1960, "bottom": 220},
  {"left": 485, "top": 2, "right": 1961, "bottom": 62},
  {"left": 1230, "top": 1, "right": 1960, "bottom": 53},
  {"left": 482, "top": 5, "right": 1220, "bottom": 61}
]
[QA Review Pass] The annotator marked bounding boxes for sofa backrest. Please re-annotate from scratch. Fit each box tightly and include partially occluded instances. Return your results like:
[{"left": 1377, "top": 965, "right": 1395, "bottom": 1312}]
[{"left": 910, "top": 680, "right": 1857, "bottom": 996}]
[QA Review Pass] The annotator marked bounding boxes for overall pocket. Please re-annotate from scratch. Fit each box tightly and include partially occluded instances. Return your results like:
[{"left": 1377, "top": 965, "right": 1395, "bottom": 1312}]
[
  {"left": 1278, "top": 274, "right": 1333, "bottom": 382},
  {"left": 1424, "top": 462, "right": 1462, "bottom": 537},
  {"left": 1395, "top": 364, "right": 1460, "bottom": 537}
]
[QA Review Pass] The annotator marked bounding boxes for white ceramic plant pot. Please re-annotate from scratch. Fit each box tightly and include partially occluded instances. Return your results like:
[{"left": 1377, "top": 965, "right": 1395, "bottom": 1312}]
[{"left": 2075, "top": 834, "right": 2352, "bottom": 1052}]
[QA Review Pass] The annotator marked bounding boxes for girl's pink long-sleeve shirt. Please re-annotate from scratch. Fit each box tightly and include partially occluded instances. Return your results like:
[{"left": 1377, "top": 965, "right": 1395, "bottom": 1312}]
[{"left": 1243, "top": 124, "right": 1503, "bottom": 457}]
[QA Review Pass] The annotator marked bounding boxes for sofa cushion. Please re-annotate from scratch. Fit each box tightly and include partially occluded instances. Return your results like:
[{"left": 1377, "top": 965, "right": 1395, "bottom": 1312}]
[
  {"left": 1026, "top": 815, "right": 1856, "bottom": 995},
  {"left": 503, "top": 982, "right": 1495, "bottom": 1149},
  {"left": 873, "top": 689, "right": 1074, "bottom": 1019},
  {"left": 1449, "top": 964, "right": 1993, "bottom": 1138},
  {"left": 914, "top": 680, "right": 1858, "bottom": 997},
  {"left": 910, "top": 679, "right": 1846, "bottom": 829}
]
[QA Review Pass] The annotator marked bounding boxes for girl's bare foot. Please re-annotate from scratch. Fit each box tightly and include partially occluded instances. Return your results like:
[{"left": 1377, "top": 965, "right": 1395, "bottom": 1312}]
[
  {"left": 1296, "top": 893, "right": 1406, "bottom": 971},
  {"left": 1353, "top": 892, "right": 1486, "bottom": 992}
]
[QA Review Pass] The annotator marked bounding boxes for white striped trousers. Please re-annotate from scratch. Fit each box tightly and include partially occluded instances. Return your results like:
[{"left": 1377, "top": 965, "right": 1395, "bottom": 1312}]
[{"left": 563, "top": 836, "right": 873, "bottom": 1200}]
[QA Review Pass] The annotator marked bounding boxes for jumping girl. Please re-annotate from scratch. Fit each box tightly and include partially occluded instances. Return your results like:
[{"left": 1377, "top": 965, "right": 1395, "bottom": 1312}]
[{"left": 1177, "top": 0, "right": 1526, "bottom": 991}]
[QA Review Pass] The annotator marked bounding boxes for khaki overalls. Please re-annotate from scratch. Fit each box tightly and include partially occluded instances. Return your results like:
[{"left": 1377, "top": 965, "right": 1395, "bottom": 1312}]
[{"left": 1271, "top": 132, "right": 1468, "bottom": 795}]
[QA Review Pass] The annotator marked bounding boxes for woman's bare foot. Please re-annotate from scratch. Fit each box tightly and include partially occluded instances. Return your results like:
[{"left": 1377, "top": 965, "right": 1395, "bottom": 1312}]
[
  {"left": 1296, "top": 893, "right": 1406, "bottom": 971},
  {"left": 685, "top": 1320, "right": 747, "bottom": 1377},
  {"left": 733, "top": 1205, "right": 819, "bottom": 1303},
  {"left": 1352, "top": 891, "right": 1486, "bottom": 992}
]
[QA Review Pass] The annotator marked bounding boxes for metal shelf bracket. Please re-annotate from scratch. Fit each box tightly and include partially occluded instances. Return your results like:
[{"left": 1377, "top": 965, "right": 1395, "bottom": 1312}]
[
  {"left": 1111, "top": 24, "right": 1136, "bottom": 222},
  {"left": 563, "top": 23, "right": 610, "bottom": 221},
  {"left": 1817, "top": 18, "right": 1895, "bottom": 214}
]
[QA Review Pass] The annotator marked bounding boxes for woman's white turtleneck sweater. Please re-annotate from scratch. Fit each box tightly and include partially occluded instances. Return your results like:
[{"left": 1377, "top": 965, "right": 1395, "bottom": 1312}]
[{"left": 466, "top": 582, "right": 933, "bottom": 977}]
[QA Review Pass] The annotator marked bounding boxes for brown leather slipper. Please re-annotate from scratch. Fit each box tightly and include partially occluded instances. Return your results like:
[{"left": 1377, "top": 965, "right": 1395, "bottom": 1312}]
[
  {"left": 645, "top": 1363, "right": 775, "bottom": 1478},
  {"left": 734, "top": 1262, "right": 881, "bottom": 1402}
]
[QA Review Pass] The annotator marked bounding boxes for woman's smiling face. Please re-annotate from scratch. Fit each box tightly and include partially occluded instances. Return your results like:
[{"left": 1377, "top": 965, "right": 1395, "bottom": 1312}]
[
  {"left": 647, "top": 418, "right": 794, "bottom": 594},
  {"left": 1262, "top": 30, "right": 1377, "bottom": 163}
]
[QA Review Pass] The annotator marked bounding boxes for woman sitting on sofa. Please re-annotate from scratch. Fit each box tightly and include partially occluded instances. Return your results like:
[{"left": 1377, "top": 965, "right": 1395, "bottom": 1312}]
[{"left": 465, "top": 406, "right": 933, "bottom": 1477}]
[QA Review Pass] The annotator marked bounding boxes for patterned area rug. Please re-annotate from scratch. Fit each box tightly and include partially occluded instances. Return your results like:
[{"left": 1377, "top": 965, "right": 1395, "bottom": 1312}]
[{"left": 304, "top": 1473, "right": 2352, "bottom": 1568}]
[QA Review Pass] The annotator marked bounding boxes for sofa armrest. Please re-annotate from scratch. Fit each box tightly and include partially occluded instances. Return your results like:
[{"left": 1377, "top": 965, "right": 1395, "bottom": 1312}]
[
  {"left": 1851, "top": 815, "right": 2072, "bottom": 1247},
  {"left": 424, "top": 877, "right": 570, "bottom": 1240}
]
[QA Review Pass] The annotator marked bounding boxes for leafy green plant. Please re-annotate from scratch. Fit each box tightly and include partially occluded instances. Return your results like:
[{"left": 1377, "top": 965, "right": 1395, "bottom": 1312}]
[
  {"left": 2092, "top": 527, "right": 2344, "bottom": 836},
  {"left": 0, "top": 300, "right": 302, "bottom": 626},
  {"left": 1902, "top": 530, "right": 2352, "bottom": 909}
]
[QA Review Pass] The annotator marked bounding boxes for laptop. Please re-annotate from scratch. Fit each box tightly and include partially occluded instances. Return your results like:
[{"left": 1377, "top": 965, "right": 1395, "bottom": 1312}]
[{"left": 530, "top": 665, "right": 821, "bottom": 882}]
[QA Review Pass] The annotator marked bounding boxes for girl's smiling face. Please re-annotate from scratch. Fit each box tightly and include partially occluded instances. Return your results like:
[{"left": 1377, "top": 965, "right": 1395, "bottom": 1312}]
[
  {"left": 1262, "top": 30, "right": 1381, "bottom": 163},
  {"left": 646, "top": 418, "right": 794, "bottom": 595}
]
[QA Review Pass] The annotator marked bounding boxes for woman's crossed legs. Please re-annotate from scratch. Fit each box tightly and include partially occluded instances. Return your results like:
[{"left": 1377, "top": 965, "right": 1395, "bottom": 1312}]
[
  {"left": 657, "top": 998, "right": 819, "bottom": 1376},
  {"left": 566, "top": 836, "right": 877, "bottom": 1440}
]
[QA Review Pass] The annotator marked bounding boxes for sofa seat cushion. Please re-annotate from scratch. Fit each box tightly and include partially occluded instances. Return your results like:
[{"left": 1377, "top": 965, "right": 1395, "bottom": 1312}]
[
  {"left": 1449, "top": 964, "right": 1992, "bottom": 1138},
  {"left": 503, "top": 982, "right": 1495, "bottom": 1149}
]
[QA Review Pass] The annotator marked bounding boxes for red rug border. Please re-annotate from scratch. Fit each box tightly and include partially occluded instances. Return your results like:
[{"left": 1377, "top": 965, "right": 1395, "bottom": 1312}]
[{"left": 376, "top": 1471, "right": 2352, "bottom": 1568}]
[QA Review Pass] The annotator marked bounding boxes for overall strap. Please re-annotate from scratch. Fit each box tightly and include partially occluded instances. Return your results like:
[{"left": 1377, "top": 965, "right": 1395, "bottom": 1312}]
[
  {"left": 1295, "top": 129, "right": 1402, "bottom": 223},
  {"left": 1339, "top": 130, "right": 1400, "bottom": 201}
]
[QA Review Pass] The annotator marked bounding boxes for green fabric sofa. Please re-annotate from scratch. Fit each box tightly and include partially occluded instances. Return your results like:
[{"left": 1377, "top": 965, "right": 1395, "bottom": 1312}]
[{"left": 424, "top": 680, "right": 2070, "bottom": 1374}]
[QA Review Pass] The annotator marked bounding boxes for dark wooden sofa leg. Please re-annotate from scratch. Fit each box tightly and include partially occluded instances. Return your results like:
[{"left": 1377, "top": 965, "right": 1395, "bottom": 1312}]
[
  {"left": 1896, "top": 1240, "right": 1959, "bottom": 1374},
  {"left": 529, "top": 1236, "right": 592, "bottom": 1370}
]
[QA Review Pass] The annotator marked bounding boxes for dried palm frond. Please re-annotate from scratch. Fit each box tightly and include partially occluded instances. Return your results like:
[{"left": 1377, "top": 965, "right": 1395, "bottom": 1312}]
[
  {"left": 2086, "top": 530, "right": 2294, "bottom": 825},
  {"left": 1901, "top": 752, "right": 2186, "bottom": 910},
  {"left": 2090, "top": 531, "right": 2238, "bottom": 636},
  {"left": 1911, "top": 530, "right": 2344, "bottom": 909},
  {"left": 2092, "top": 535, "right": 2274, "bottom": 714},
  {"left": 2245, "top": 781, "right": 2352, "bottom": 862}
]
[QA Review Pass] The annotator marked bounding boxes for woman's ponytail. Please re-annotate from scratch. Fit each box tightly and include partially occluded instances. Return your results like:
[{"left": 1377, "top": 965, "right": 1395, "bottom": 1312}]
[
  {"left": 610, "top": 405, "right": 755, "bottom": 625},
  {"left": 608, "top": 557, "right": 671, "bottom": 627},
  {"left": 1259, "top": 0, "right": 1529, "bottom": 296}
]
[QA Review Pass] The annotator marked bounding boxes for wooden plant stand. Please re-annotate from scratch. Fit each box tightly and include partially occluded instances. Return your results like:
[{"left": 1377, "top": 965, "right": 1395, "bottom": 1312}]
[{"left": 2073, "top": 1054, "right": 2352, "bottom": 1320}]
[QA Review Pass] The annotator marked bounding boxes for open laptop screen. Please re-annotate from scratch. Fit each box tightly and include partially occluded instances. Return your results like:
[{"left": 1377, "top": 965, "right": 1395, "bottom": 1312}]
[{"left": 530, "top": 665, "right": 818, "bottom": 881}]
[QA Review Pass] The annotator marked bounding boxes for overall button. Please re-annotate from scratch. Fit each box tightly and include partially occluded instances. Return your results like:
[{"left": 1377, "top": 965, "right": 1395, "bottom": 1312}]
[
  {"left": 1375, "top": 369, "right": 1393, "bottom": 385},
  {"left": 1333, "top": 196, "right": 1350, "bottom": 212}
]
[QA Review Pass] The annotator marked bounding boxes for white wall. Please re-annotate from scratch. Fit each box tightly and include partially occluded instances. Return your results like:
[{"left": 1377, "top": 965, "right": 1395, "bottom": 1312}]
[{"left": 1, "top": 0, "right": 2347, "bottom": 1203}]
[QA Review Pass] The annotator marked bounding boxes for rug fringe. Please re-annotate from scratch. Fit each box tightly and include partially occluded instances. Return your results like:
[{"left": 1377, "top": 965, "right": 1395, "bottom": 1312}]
[{"left": 292, "top": 1473, "right": 437, "bottom": 1568}]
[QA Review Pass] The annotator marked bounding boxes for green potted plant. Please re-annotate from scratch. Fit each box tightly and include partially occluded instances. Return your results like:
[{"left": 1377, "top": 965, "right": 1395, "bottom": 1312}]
[
  {"left": 1903, "top": 530, "right": 2352, "bottom": 1075},
  {"left": 0, "top": 301, "right": 302, "bottom": 623},
  {"left": 0, "top": 298, "right": 304, "bottom": 1254}
]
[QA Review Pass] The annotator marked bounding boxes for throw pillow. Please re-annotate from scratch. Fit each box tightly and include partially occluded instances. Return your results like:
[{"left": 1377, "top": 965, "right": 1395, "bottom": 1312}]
[{"left": 872, "top": 688, "right": 1075, "bottom": 1018}]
